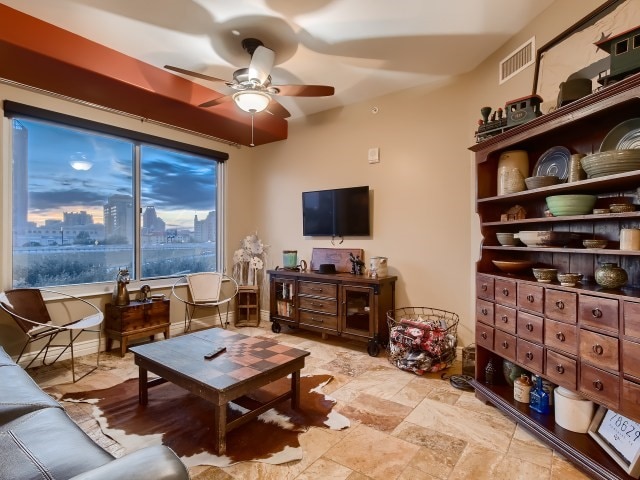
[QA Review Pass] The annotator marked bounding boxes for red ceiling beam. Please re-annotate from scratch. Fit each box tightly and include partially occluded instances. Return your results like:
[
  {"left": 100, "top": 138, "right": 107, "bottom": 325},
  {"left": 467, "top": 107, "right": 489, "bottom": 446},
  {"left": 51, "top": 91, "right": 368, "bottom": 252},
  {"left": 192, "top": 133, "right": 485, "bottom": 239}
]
[{"left": 0, "top": 4, "right": 287, "bottom": 146}]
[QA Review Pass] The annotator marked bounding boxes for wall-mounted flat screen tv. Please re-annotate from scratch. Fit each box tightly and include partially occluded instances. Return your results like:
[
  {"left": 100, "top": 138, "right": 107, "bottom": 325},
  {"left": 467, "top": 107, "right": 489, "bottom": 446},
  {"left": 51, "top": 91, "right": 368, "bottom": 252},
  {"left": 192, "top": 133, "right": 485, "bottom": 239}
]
[{"left": 302, "top": 186, "right": 370, "bottom": 237}]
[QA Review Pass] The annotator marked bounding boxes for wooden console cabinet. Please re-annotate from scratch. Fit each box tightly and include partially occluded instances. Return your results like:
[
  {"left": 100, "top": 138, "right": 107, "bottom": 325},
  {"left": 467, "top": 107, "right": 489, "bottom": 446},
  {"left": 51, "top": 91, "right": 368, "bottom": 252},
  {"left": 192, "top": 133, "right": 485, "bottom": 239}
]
[
  {"left": 268, "top": 269, "right": 396, "bottom": 356},
  {"left": 470, "top": 74, "right": 640, "bottom": 480},
  {"left": 105, "top": 299, "right": 170, "bottom": 356}
]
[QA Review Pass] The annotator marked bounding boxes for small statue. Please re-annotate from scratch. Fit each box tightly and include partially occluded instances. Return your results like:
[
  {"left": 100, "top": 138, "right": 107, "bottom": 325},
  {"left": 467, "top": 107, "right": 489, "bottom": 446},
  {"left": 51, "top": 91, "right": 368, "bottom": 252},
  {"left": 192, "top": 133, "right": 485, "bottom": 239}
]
[
  {"left": 349, "top": 252, "right": 365, "bottom": 275},
  {"left": 112, "top": 268, "right": 130, "bottom": 306},
  {"left": 138, "top": 284, "right": 151, "bottom": 302}
]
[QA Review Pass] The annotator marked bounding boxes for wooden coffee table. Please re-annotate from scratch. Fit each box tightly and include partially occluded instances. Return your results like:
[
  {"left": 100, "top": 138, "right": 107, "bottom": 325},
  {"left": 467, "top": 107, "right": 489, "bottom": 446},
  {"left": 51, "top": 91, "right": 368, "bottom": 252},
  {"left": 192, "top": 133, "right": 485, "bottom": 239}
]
[{"left": 129, "top": 328, "right": 310, "bottom": 454}]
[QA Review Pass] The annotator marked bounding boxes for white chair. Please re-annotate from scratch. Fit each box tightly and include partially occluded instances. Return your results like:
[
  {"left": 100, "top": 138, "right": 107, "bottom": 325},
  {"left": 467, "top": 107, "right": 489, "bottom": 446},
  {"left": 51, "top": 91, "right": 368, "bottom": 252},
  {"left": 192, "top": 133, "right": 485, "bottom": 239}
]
[
  {"left": 171, "top": 272, "right": 239, "bottom": 332},
  {"left": 0, "top": 288, "right": 104, "bottom": 382}
]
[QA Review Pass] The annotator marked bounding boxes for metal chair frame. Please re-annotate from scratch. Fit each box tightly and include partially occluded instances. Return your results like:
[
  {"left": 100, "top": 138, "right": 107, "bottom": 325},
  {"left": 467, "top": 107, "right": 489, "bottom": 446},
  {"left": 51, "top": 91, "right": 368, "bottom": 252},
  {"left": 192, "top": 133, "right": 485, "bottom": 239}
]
[
  {"left": 0, "top": 288, "right": 104, "bottom": 382},
  {"left": 171, "top": 273, "right": 239, "bottom": 332}
]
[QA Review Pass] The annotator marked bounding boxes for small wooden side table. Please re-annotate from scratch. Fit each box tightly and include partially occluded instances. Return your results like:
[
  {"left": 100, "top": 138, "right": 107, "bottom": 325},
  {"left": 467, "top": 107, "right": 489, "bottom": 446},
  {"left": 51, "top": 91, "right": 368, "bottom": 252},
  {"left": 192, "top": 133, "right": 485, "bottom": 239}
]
[
  {"left": 235, "top": 286, "right": 260, "bottom": 327},
  {"left": 105, "top": 299, "right": 171, "bottom": 356}
]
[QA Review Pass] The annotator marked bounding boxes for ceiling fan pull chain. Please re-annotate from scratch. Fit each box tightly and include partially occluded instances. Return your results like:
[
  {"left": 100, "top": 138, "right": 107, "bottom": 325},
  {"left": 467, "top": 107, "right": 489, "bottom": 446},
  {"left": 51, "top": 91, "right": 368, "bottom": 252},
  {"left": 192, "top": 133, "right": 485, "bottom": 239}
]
[{"left": 250, "top": 113, "right": 255, "bottom": 147}]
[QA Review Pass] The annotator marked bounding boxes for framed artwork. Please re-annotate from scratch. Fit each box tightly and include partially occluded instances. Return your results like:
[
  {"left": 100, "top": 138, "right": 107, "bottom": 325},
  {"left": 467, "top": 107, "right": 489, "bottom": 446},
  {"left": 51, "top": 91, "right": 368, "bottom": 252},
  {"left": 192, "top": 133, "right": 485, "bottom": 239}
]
[
  {"left": 588, "top": 406, "right": 640, "bottom": 478},
  {"left": 533, "top": 0, "right": 640, "bottom": 113}
]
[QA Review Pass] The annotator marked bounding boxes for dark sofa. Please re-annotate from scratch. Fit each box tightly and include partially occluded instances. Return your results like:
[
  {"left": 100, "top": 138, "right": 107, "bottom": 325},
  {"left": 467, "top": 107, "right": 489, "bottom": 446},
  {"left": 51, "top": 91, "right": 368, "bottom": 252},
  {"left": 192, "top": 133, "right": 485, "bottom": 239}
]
[{"left": 0, "top": 346, "right": 190, "bottom": 480}]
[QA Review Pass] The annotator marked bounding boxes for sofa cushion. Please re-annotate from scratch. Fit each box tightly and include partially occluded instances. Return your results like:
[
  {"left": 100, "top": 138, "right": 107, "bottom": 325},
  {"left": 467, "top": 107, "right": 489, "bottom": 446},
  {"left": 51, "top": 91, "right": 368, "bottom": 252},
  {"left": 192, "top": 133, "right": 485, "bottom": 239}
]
[{"left": 0, "top": 407, "right": 114, "bottom": 480}]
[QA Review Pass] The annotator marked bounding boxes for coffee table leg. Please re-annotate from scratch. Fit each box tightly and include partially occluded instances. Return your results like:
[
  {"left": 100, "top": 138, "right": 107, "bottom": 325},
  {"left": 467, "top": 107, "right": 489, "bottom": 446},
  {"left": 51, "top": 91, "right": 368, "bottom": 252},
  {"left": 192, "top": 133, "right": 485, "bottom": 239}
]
[
  {"left": 139, "top": 367, "right": 148, "bottom": 405},
  {"left": 291, "top": 370, "right": 300, "bottom": 409},
  {"left": 214, "top": 403, "right": 227, "bottom": 455}
]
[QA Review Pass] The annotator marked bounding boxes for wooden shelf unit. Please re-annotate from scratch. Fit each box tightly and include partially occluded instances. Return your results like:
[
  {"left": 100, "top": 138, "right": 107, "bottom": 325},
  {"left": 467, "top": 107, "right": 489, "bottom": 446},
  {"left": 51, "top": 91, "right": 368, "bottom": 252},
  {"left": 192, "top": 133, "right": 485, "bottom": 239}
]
[{"left": 234, "top": 285, "right": 261, "bottom": 327}]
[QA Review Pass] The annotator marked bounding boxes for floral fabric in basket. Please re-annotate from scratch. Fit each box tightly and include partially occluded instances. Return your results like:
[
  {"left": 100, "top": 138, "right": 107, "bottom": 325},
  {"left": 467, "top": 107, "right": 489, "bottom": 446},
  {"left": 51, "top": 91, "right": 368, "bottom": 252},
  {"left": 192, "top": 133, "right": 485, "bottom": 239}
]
[{"left": 389, "top": 317, "right": 457, "bottom": 375}]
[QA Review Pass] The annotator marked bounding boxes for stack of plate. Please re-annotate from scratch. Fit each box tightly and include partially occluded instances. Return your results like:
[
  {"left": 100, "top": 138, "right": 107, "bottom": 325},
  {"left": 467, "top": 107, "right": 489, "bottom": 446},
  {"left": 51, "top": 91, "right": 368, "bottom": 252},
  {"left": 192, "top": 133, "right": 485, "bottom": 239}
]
[{"left": 581, "top": 149, "right": 640, "bottom": 178}]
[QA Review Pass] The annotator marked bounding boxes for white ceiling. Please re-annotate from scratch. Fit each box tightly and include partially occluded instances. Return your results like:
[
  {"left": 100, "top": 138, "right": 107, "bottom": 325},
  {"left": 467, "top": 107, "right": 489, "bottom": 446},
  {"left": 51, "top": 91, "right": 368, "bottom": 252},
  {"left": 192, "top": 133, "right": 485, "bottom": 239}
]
[{"left": 4, "top": 0, "right": 555, "bottom": 119}]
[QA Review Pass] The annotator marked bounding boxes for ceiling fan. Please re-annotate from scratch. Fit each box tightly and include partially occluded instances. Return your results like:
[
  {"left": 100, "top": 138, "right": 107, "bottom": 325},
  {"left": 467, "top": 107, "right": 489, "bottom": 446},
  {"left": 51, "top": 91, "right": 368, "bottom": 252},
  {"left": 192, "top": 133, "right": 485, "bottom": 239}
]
[{"left": 164, "top": 38, "right": 335, "bottom": 119}]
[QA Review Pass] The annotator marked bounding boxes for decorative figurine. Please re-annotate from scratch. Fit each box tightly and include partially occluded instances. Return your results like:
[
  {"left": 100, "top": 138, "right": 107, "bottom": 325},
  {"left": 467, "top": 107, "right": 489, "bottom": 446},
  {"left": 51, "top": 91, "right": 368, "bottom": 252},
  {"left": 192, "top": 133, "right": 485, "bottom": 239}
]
[
  {"left": 349, "top": 252, "right": 365, "bottom": 275},
  {"left": 138, "top": 284, "right": 151, "bottom": 302},
  {"left": 112, "top": 268, "right": 130, "bottom": 306}
]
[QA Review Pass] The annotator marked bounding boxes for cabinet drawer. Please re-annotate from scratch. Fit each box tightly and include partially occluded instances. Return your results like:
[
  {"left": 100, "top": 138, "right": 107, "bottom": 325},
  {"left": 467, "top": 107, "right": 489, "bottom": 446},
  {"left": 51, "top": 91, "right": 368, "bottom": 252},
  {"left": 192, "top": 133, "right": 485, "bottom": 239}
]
[
  {"left": 579, "top": 329, "right": 619, "bottom": 372},
  {"left": 476, "top": 274, "right": 495, "bottom": 301},
  {"left": 299, "top": 310, "right": 338, "bottom": 330},
  {"left": 298, "top": 296, "right": 337, "bottom": 314},
  {"left": 476, "top": 299, "right": 494, "bottom": 326},
  {"left": 621, "top": 380, "right": 640, "bottom": 421},
  {"left": 494, "top": 304, "right": 516, "bottom": 334},
  {"left": 476, "top": 322, "right": 494, "bottom": 350},
  {"left": 624, "top": 300, "right": 640, "bottom": 339},
  {"left": 516, "top": 338, "right": 544, "bottom": 374},
  {"left": 298, "top": 281, "right": 337, "bottom": 298},
  {"left": 518, "top": 283, "right": 544, "bottom": 314},
  {"left": 494, "top": 278, "right": 516, "bottom": 307},
  {"left": 545, "top": 289, "right": 577, "bottom": 324},
  {"left": 579, "top": 294, "right": 619, "bottom": 333},
  {"left": 517, "top": 311, "right": 544, "bottom": 344},
  {"left": 545, "top": 350, "right": 577, "bottom": 390},
  {"left": 622, "top": 339, "right": 640, "bottom": 379},
  {"left": 544, "top": 318, "right": 578, "bottom": 355},
  {"left": 494, "top": 330, "right": 516, "bottom": 362},
  {"left": 579, "top": 363, "right": 619, "bottom": 409}
]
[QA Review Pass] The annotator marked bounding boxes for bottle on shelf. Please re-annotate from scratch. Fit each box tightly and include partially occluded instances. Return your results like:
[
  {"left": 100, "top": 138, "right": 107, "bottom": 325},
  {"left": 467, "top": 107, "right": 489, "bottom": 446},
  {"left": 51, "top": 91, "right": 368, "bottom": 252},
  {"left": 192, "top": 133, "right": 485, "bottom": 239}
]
[
  {"left": 530, "top": 376, "right": 550, "bottom": 414},
  {"left": 513, "top": 374, "right": 533, "bottom": 404}
]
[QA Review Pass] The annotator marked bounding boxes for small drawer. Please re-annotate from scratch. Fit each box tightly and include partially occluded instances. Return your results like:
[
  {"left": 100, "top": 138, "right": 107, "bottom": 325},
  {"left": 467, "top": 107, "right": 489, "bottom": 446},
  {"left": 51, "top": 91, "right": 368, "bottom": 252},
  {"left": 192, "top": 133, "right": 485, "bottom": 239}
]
[
  {"left": 298, "top": 296, "right": 337, "bottom": 315},
  {"left": 298, "top": 281, "right": 338, "bottom": 298},
  {"left": 516, "top": 338, "right": 544, "bottom": 374},
  {"left": 476, "top": 274, "right": 495, "bottom": 301},
  {"left": 517, "top": 311, "right": 544, "bottom": 344},
  {"left": 624, "top": 300, "right": 640, "bottom": 339},
  {"left": 545, "top": 349, "right": 577, "bottom": 390},
  {"left": 494, "top": 330, "right": 516, "bottom": 362},
  {"left": 544, "top": 318, "right": 578, "bottom": 355},
  {"left": 622, "top": 339, "right": 640, "bottom": 379},
  {"left": 494, "top": 304, "right": 516, "bottom": 334},
  {"left": 476, "top": 299, "right": 494, "bottom": 326},
  {"left": 621, "top": 380, "right": 640, "bottom": 421},
  {"left": 579, "top": 294, "right": 619, "bottom": 333},
  {"left": 518, "top": 283, "right": 544, "bottom": 314},
  {"left": 579, "top": 329, "right": 619, "bottom": 372},
  {"left": 545, "top": 289, "right": 577, "bottom": 324},
  {"left": 579, "top": 362, "right": 619, "bottom": 409},
  {"left": 495, "top": 278, "right": 517, "bottom": 307},
  {"left": 298, "top": 310, "right": 338, "bottom": 330},
  {"left": 476, "top": 322, "right": 494, "bottom": 350}
]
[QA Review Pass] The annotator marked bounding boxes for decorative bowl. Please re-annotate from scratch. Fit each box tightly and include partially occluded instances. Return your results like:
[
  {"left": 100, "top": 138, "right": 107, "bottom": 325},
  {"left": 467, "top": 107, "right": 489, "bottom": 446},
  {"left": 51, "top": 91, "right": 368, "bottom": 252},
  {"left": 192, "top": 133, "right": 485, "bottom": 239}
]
[
  {"left": 609, "top": 203, "right": 636, "bottom": 213},
  {"left": 593, "top": 208, "right": 610, "bottom": 215},
  {"left": 492, "top": 260, "right": 533, "bottom": 273},
  {"left": 557, "top": 272, "right": 582, "bottom": 287},
  {"left": 546, "top": 194, "right": 597, "bottom": 216},
  {"left": 583, "top": 239, "right": 607, "bottom": 249},
  {"left": 581, "top": 149, "right": 640, "bottom": 178},
  {"left": 517, "top": 230, "right": 577, "bottom": 247},
  {"left": 496, "top": 232, "right": 518, "bottom": 246},
  {"left": 524, "top": 175, "right": 560, "bottom": 190},
  {"left": 532, "top": 268, "right": 558, "bottom": 283}
]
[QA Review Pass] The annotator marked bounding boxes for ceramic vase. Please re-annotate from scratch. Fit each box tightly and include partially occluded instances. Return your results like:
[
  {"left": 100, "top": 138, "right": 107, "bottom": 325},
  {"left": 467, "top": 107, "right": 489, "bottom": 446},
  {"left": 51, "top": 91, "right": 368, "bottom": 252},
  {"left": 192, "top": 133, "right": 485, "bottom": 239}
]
[
  {"left": 497, "top": 150, "right": 529, "bottom": 195},
  {"left": 503, "top": 359, "right": 525, "bottom": 387},
  {"left": 595, "top": 263, "right": 628, "bottom": 289}
]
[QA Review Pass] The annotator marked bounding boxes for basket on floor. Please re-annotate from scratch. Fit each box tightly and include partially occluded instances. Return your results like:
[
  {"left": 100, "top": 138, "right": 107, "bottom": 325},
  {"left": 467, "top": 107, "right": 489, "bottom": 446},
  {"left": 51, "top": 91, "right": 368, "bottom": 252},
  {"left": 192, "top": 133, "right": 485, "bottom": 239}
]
[{"left": 386, "top": 307, "right": 459, "bottom": 375}]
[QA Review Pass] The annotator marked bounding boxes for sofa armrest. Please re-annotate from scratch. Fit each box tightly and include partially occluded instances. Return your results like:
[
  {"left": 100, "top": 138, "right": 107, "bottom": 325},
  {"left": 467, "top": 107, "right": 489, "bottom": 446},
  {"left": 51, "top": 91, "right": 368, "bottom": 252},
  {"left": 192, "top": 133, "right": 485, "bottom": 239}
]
[{"left": 67, "top": 445, "right": 189, "bottom": 480}]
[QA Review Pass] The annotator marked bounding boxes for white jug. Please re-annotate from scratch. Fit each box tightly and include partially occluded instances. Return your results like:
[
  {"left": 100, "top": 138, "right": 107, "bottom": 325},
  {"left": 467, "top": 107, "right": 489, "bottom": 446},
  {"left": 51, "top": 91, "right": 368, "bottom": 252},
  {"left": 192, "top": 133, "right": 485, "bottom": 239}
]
[{"left": 369, "top": 256, "right": 388, "bottom": 277}]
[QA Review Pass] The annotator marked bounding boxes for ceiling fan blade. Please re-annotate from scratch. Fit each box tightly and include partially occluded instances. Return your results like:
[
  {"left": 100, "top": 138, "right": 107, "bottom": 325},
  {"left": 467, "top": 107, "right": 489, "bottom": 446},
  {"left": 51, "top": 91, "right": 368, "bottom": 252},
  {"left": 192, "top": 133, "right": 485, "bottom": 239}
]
[
  {"left": 164, "top": 65, "right": 228, "bottom": 84},
  {"left": 198, "top": 95, "right": 233, "bottom": 108},
  {"left": 265, "top": 98, "right": 291, "bottom": 118},
  {"left": 272, "top": 84, "right": 335, "bottom": 97},
  {"left": 248, "top": 46, "right": 275, "bottom": 85}
]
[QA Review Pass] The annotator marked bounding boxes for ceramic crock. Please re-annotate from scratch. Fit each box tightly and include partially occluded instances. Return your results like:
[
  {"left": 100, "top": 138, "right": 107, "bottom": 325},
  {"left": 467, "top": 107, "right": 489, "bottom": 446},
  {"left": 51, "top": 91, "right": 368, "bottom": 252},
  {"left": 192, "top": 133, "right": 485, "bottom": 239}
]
[
  {"left": 497, "top": 150, "right": 529, "bottom": 195},
  {"left": 594, "top": 262, "right": 628, "bottom": 289}
]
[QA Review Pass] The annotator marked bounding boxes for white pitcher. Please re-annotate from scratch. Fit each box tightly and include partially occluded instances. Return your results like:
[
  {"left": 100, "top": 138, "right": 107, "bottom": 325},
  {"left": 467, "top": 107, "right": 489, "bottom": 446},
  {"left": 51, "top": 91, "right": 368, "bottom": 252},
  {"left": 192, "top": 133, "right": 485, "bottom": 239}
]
[{"left": 369, "top": 256, "right": 388, "bottom": 277}]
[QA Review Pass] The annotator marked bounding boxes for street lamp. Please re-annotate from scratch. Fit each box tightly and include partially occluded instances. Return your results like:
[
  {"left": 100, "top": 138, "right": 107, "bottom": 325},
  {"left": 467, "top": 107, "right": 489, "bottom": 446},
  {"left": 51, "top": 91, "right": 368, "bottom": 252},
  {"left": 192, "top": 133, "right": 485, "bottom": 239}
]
[{"left": 60, "top": 227, "right": 64, "bottom": 246}]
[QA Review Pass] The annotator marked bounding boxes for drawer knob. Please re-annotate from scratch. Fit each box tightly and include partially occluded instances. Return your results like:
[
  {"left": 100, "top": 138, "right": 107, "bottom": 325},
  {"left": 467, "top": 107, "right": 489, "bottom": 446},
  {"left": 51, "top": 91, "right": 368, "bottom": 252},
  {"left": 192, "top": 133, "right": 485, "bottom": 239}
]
[
  {"left": 592, "top": 308, "right": 603, "bottom": 318},
  {"left": 311, "top": 302, "right": 324, "bottom": 307},
  {"left": 481, "top": 284, "right": 488, "bottom": 291},
  {"left": 311, "top": 317, "right": 324, "bottom": 323},
  {"left": 527, "top": 294, "right": 534, "bottom": 303},
  {"left": 481, "top": 332, "right": 488, "bottom": 340},
  {"left": 502, "top": 288, "right": 509, "bottom": 296},
  {"left": 555, "top": 364, "right": 565, "bottom": 374},
  {"left": 592, "top": 344, "right": 604, "bottom": 355},
  {"left": 502, "top": 340, "right": 509, "bottom": 349},
  {"left": 311, "top": 287, "right": 324, "bottom": 292},
  {"left": 526, "top": 323, "right": 534, "bottom": 332},
  {"left": 556, "top": 300, "right": 565, "bottom": 310},
  {"left": 501, "top": 315, "right": 508, "bottom": 323},
  {"left": 481, "top": 308, "right": 488, "bottom": 316},
  {"left": 593, "top": 380, "right": 603, "bottom": 391},
  {"left": 556, "top": 332, "right": 565, "bottom": 342},
  {"left": 526, "top": 351, "right": 534, "bottom": 360}
]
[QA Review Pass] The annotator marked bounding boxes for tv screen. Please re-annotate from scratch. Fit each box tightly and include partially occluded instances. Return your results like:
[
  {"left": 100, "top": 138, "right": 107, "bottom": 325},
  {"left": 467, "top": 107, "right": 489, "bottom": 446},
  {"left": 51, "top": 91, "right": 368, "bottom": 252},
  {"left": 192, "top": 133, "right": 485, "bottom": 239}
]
[{"left": 302, "top": 186, "right": 370, "bottom": 237}]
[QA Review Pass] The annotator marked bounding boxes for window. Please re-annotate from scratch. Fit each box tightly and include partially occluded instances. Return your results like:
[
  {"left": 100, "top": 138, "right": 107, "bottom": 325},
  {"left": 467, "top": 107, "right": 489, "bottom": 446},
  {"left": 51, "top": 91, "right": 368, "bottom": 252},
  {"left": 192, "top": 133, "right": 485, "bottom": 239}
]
[
  {"left": 6, "top": 102, "right": 227, "bottom": 288},
  {"left": 615, "top": 39, "right": 629, "bottom": 56}
]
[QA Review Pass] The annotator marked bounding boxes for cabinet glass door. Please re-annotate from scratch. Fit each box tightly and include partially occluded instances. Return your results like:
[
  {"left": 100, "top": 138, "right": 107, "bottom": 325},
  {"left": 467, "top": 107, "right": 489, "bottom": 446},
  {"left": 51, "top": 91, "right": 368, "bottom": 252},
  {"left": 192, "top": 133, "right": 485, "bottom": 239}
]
[
  {"left": 341, "top": 285, "right": 373, "bottom": 338},
  {"left": 272, "top": 278, "right": 296, "bottom": 319}
]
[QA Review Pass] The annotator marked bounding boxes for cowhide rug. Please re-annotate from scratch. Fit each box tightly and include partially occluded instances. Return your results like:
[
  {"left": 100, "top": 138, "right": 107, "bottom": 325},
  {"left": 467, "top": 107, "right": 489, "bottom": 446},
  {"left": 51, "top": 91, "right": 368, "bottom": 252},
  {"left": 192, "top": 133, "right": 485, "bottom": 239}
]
[{"left": 58, "top": 374, "right": 349, "bottom": 467}]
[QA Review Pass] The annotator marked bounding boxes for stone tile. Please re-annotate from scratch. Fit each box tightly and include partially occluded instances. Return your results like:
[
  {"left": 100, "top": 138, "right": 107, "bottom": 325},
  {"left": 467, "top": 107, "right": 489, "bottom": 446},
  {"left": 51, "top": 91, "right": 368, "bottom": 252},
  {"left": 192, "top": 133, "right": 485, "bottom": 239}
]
[
  {"left": 506, "top": 437, "right": 553, "bottom": 470},
  {"left": 550, "top": 456, "right": 592, "bottom": 480},
  {"left": 447, "top": 444, "right": 505, "bottom": 480},
  {"left": 397, "top": 466, "right": 439, "bottom": 480},
  {"left": 336, "top": 392, "right": 413, "bottom": 433},
  {"left": 296, "top": 458, "right": 354, "bottom": 479}
]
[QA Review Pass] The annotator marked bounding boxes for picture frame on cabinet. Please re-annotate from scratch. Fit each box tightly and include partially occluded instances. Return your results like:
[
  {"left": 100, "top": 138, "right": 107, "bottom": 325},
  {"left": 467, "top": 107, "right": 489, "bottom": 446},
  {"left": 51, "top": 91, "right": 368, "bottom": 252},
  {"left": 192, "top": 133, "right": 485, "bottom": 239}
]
[{"left": 588, "top": 406, "right": 640, "bottom": 478}]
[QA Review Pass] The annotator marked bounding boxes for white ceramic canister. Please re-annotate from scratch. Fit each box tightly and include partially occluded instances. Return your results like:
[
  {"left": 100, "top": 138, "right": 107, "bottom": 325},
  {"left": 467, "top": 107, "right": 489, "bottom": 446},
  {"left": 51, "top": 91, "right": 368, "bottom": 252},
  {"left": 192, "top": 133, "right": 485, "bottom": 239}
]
[
  {"left": 497, "top": 150, "right": 529, "bottom": 195},
  {"left": 620, "top": 228, "right": 640, "bottom": 251},
  {"left": 369, "top": 256, "right": 388, "bottom": 277},
  {"left": 554, "top": 387, "right": 595, "bottom": 433}
]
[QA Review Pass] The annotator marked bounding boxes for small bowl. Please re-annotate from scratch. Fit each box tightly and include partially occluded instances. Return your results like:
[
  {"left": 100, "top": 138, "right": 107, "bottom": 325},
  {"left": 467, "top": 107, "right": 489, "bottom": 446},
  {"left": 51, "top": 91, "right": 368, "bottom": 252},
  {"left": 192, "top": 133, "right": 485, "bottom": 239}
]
[
  {"left": 583, "top": 239, "right": 607, "bottom": 249},
  {"left": 593, "top": 208, "right": 610, "bottom": 215},
  {"left": 610, "top": 203, "right": 636, "bottom": 213},
  {"left": 496, "top": 232, "right": 517, "bottom": 246},
  {"left": 525, "top": 175, "right": 560, "bottom": 190},
  {"left": 532, "top": 268, "right": 558, "bottom": 283},
  {"left": 557, "top": 273, "right": 581, "bottom": 287}
]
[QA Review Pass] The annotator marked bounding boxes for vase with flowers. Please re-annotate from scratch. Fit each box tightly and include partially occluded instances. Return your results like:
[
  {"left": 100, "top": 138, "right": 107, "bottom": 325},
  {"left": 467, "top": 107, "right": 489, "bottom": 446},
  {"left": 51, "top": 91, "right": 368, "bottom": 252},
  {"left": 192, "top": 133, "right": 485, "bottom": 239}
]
[{"left": 232, "top": 232, "right": 268, "bottom": 287}]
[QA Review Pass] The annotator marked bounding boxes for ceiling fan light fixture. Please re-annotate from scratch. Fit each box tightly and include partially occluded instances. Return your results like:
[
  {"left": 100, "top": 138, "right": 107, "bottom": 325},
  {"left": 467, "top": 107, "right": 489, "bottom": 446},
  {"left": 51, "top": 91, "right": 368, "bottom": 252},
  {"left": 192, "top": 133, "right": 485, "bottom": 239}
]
[{"left": 233, "top": 91, "right": 270, "bottom": 113}]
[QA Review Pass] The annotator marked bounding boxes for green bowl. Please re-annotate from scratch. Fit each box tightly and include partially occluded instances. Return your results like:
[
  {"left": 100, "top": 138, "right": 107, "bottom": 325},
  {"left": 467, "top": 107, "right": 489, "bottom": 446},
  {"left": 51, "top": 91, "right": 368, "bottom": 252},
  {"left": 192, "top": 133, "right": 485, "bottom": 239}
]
[{"left": 546, "top": 194, "right": 597, "bottom": 216}]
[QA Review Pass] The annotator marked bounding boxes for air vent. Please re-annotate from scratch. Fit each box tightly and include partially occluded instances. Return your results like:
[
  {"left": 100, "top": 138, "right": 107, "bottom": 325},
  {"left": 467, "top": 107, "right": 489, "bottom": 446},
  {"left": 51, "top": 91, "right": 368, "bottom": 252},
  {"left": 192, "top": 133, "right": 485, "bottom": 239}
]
[{"left": 499, "top": 37, "right": 535, "bottom": 84}]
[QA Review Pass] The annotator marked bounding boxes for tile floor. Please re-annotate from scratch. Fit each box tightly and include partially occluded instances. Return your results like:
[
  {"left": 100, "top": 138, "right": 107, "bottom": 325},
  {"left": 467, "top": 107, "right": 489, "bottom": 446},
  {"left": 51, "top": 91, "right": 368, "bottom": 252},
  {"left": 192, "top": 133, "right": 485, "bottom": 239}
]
[{"left": 30, "top": 323, "right": 591, "bottom": 480}]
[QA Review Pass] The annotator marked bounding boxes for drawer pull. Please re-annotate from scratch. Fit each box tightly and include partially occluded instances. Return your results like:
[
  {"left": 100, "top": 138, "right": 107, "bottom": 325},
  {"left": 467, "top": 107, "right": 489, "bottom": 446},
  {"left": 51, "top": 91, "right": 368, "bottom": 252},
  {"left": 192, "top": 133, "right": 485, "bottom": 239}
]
[
  {"left": 526, "top": 323, "right": 534, "bottom": 332},
  {"left": 502, "top": 340, "right": 509, "bottom": 349},
  {"left": 310, "top": 287, "right": 324, "bottom": 293},
  {"left": 555, "top": 364, "right": 565, "bottom": 374},
  {"left": 311, "top": 302, "right": 324, "bottom": 308},
  {"left": 501, "top": 315, "right": 508, "bottom": 323},
  {"left": 556, "top": 300, "right": 565, "bottom": 310},
  {"left": 481, "top": 332, "right": 488, "bottom": 340},
  {"left": 527, "top": 294, "right": 534, "bottom": 303},
  {"left": 481, "top": 284, "right": 488, "bottom": 291},
  {"left": 526, "top": 351, "right": 534, "bottom": 360},
  {"left": 556, "top": 332, "right": 565, "bottom": 342},
  {"left": 592, "top": 344, "right": 604, "bottom": 355},
  {"left": 311, "top": 317, "right": 324, "bottom": 323},
  {"left": 593, "top": 380, "right": 603, "bottom": 391},
  {"left": 592, "top": 308, "right": 603, "bottom": 318},
  {"left": 481, "top": 308, "right": 488, "bottom": 316},
  {"left": 503, "top": 288, "right": 510, "bottom": 296}
]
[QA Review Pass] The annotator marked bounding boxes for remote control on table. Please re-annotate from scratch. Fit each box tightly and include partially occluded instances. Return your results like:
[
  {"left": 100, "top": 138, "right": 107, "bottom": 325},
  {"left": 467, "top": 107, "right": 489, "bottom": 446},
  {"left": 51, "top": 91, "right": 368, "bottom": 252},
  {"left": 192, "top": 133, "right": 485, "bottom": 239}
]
[{"left": 204, "top": 346, "right": 226, "bottom": 359}]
